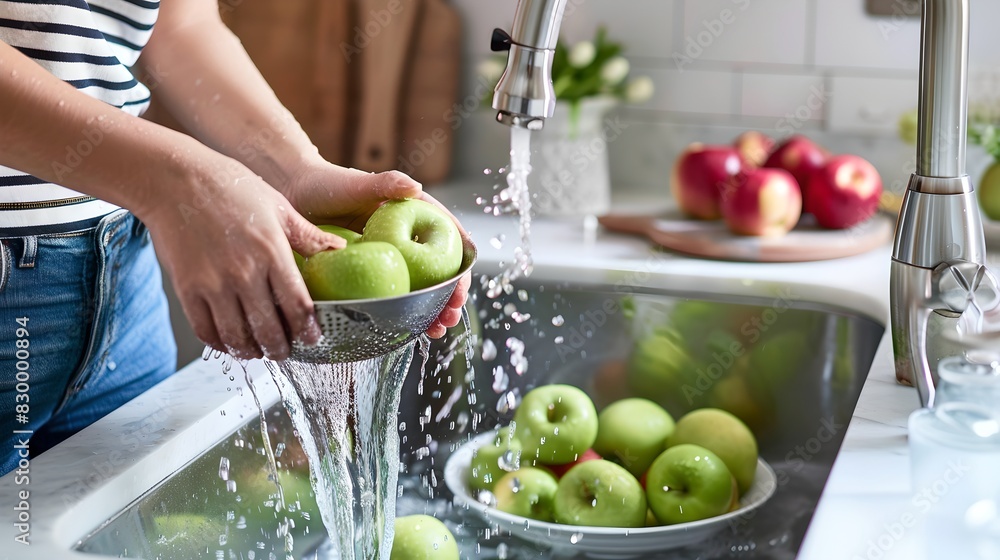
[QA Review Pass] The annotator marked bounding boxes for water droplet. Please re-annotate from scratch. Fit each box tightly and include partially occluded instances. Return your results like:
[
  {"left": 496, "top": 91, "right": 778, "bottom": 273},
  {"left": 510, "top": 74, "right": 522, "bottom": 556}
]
[
  {"left": 490, "top": 235, "right": 505, "bottom": 249},
  {"left": 554, "top": 336, "right": 565, "bottom": 344},
  {"left": 552, "top": 315, "right": 565, "bottom": 326},
  {"left": 107, "top": 361, "right": 116, "bottom": 371},
  {"left": 481, "top": 339, "right": 497, "bottom": 361},
  {"left": 570, "top": 532, "right": 583, "bottom": 544},
  {"left": 492, "top": 366, "right": 509, "bottom": 393},
  {"left": 218, "top": 457, "right": 230, "bottom": 480}
]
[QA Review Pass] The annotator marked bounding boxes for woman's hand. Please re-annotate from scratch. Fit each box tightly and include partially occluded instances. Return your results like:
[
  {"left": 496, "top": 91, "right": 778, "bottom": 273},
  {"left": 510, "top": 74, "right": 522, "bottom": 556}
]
[
  {"left": 283, "top": 162, "right": 471, "bottom": 338},
  {"left": 141, "top": 158, "right": 345, "bottom": 361}
]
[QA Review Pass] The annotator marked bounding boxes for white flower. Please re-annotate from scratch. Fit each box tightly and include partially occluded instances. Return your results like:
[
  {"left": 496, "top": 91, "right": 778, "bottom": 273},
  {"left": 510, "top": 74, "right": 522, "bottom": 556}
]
[
  {"left": 600, "top": 56, "right": 630, "bottom": 86},
  {"left": 625, "top": 75, "right": 655, "bottom": 104},
  {"left": 477, "top": 58, "right": 506, "bottom": 84},
  {"left": 568, "top": 41, "right": 596, "bottom": 68}
]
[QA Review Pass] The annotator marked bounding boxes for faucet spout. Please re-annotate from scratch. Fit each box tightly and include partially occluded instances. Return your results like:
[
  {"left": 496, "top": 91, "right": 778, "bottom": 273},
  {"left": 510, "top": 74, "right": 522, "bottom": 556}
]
[
  {"left": 891, "top": 0, "right": 993, "bottom": 407},
  {"left": 490, "top": 0, "right": 568, "bottom": 129},
  {"left": 917, "top": 0, "right": 970, "bottom": 179}
]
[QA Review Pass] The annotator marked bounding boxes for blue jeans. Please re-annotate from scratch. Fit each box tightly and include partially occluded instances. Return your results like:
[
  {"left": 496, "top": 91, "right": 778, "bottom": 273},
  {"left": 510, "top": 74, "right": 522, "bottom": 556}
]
[{"left": 0, "top": 210, "right": 177, "bottom": 476}]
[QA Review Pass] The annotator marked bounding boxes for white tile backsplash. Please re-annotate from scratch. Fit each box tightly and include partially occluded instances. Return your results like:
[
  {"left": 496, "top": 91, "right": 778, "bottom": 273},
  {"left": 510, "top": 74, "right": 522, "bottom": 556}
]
[
  {"left": 645, "top": 68, "right": 735, "bottom": 115},
  {"left": 681, "top": 0, "right": 809, "bottom": 66},
  {"left": 740, "top": 73, "right": 828, "bottom": 123},
  {"left": 814, "top": 0, "right": 921, "bottom": 71},
  {"left": 558, "top": 0, "right": 679, "bottom": 58},
  {"left": 827, "top": 75, "right": 919, "bottom": 134}
]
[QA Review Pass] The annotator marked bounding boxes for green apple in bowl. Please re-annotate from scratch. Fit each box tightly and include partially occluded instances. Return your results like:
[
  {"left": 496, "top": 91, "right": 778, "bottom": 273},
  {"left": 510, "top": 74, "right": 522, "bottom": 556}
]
[
  {"left": 493, "top": 466, "right": 560, "bottom": 522},
  {"left": 468, "top": 426, "right": 522, "bottom": 493},
  {"left": 593, "top": 398, "right": 674, "bottom": 478},
  {"left": 646, "top": 444, "right": 734, "bottom": 525},
  {"left": 362, "top": 199, "right": 464, "bottom": 290},
  {"left": 668, "top": 408, "right": 758, "bottom": 495},
  {"left": 301, "top": 241, "right": 410, "bottom": 301},
  {"left": 553, "top": 459, "right": 647, "bottom": 528},
  {"left": 513, "top": 384, "right": 599, "bottom": 465},
  {"left": 391, "top": 515, "right": 459, "bottom": 560}
]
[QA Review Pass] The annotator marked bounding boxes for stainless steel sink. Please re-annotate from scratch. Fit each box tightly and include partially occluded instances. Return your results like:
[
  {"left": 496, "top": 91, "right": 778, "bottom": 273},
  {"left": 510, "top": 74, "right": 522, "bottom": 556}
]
[{"left": 75, "top": 269, "right": 884, "bottom": 559}]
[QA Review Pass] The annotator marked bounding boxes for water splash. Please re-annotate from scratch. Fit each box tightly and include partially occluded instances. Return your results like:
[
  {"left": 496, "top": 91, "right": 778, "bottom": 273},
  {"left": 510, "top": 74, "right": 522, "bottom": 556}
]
[
  {"left": 241, "top": 362, "right": 294, "bottom": 558},
  {"left": 263, "top": 344, "right": 414, "bottom": 560}
]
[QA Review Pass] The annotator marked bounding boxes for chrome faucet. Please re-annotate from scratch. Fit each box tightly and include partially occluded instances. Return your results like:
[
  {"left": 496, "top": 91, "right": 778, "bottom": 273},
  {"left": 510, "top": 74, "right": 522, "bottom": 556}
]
[
  {"left": 891, "top": 0, "right": 998, "bottom": 407},
  {"left": 490, "top": 0, "right": 568, "bottom": 129},
  {"left": 491, "top": 0, "right": 998, "bottom": 407}
]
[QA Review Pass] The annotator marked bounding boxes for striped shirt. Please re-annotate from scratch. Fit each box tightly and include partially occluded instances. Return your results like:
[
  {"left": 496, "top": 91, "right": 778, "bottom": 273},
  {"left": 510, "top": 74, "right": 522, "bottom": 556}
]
[{"left": 0, "top": 0, "right": 158, "bottom": 236}]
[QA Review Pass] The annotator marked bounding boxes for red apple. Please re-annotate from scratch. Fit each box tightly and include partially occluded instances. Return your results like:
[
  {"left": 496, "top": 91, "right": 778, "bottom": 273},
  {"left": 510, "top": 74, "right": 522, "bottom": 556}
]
[
  {"left": 543, "top": 448, "right": 602, "bottom": 479},
  {"left": 721, "top": 168, "right": 802, "bottom": 237},
  {"left": 807, "top": 155, "right": 883, "bottom": 229},
  {"left": 671, "top": 144, "right": 744, "bottom": 220},
  {"left": 762, "top": 135, "right": 829, "bottom": 200},
  {"left": 733, "top": 131, "right": 775, "bottom": 168}
]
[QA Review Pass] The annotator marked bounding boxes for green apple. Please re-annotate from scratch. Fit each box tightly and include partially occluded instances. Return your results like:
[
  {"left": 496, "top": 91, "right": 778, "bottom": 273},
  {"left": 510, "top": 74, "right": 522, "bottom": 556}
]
[
  {"left": 645, "top": 444, "right": 734, "bottom": 525},
  {"left": 391, "top": 515, "right": 459, "bottom": 560},
  {"left": 493, "top": 466, "right": 560, "bottom": 522},
  {"left": 319, "top": 224, "right": 363, "bottom": 244},
  {"left": 668, "top": 408, "right": 758, "bottom": 495},
  {"left": 301, "top": 241, "right": 410, "bottom": 300},
  {"left": 468, "top": 426, "right": 522, "bottom": 493},
  {"left": 553, "top": 459, "right": 647, "bottom": 528},
  {"left": 626, "top": 329, "right": 700, "bottom": 413},
  {"left": 980, "top": 161, "right": 1000, "bottom": 221},
  {"left": 592, "top": 398, "right": 674, "bottom": 478},
  {"left": 362, "top": 199, "right": 464, "bottom": 290},
  {"left": 513, "top": 384, "right": 599, "bottom": 465}
]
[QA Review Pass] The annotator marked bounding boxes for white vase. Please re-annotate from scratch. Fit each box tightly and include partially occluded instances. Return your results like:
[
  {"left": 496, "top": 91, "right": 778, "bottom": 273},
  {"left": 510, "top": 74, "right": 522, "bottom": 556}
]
[{"left": 529, "top": 96, "right": 619, "bottom": 216}]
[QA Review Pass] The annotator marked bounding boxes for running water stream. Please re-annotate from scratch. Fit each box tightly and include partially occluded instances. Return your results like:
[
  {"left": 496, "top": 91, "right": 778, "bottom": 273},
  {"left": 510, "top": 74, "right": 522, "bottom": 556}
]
[{"left": 486, "top": 127, "right": 534, "bottom": 298}]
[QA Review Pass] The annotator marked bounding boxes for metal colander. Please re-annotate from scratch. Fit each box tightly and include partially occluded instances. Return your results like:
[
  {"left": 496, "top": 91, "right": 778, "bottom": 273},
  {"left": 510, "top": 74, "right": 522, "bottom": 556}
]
[{"left": 288, "top": 238, "right": 477, "bottom": 363}]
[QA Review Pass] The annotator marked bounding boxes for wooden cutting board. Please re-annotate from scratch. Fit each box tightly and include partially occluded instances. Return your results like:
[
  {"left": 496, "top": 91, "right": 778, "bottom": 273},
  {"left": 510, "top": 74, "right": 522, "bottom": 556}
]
[
  {"left": 396, "top": 0, "right": 462, "bottom": 184},
  {"left": 220, "top": 0, "right": 352, "bottom": 165},
  {"left": 352, "top": 0, "right": 420, "bottom": 171},
  {"left": 598, "top": 211, "right": 895, "bottom": 262}
]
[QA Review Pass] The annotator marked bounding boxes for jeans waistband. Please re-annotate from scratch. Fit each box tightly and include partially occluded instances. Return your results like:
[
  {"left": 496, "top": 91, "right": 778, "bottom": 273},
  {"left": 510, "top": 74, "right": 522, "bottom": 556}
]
[
  {"left": 0, "top": 213, "right": 108, "bottom": 239},
  {"left": 0, "top": 211, "right": 147, "bottom": 290}
]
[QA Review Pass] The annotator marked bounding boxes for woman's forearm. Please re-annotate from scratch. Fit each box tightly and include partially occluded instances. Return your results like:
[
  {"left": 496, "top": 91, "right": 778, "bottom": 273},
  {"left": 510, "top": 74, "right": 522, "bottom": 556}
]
[
  {"left": 0, "top": 41, "right": 226, "bottom": 222},
  {"left": 138, "top": 0, "right": 323, "bottom": 192}
]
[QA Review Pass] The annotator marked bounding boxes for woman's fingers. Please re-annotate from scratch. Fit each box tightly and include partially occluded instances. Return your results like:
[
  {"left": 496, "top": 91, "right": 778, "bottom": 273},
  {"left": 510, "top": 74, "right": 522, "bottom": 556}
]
[
  {"left": 181, "top": 296, "right": 225, "bottom": 353},
  {"left": 286, "top": 209, "right": 345, "bottom": 257},
  {"left": 269, "top": 257, "right": 323, "bottom": 348},
  {"left": 208, "top": 294, "right": 262, "bottom": 360}
]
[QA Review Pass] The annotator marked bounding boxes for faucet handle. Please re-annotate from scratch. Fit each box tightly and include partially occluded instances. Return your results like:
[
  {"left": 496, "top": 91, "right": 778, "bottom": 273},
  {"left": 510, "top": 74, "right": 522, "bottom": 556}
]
[
  {"left": 934, "top": 260, "right": 1000, "bottom": 316},
  {"left": 491, "top": 28, "right": 513, "bottom": 52}
]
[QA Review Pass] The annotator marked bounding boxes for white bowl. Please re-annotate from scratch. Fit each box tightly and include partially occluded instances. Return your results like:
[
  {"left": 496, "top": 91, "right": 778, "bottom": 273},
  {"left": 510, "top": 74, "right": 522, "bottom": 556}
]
[{"left": 444, "top": 431, "right": 778, "bottom": 559}]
